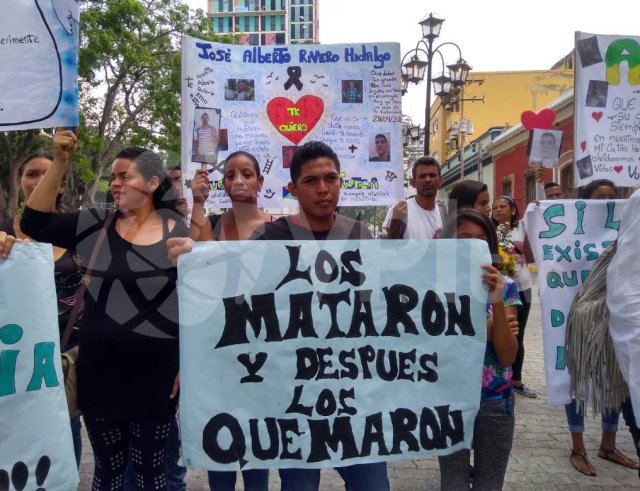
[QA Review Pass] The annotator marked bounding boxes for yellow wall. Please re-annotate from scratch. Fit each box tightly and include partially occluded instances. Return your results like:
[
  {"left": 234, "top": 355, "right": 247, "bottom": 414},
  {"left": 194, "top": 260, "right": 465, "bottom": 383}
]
[{"left": 429, "top": 70, "right": 573, "bottom": 162}]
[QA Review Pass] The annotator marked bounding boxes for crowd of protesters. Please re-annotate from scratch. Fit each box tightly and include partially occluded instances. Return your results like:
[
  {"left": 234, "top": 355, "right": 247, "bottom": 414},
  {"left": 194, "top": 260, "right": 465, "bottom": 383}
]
[{"left": 1, "top": 131, "right": 639, "bottom": 490}]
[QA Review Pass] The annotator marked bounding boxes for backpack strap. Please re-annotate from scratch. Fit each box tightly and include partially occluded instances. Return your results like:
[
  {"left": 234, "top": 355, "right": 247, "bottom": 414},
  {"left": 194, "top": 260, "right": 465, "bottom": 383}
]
[{"left": 60, "top": 211, "right": 115, "bottom": 351}]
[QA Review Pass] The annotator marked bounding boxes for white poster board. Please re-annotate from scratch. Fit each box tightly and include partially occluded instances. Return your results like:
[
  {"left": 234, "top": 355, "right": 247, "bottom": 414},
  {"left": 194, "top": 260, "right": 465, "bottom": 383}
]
[
  {"left": 524, "top": 200, "right": 626, "bottom": 405},
  {"left": 0, "top": 0, "right": 79, "bottom": 131},
  {"left": 181, "top": 37, "right": 404, "bottom": 207},
  {"left": 574, "top": 32, "right": 640, "bottom": 188},
  {"left": 178, "top": 239, "right": 490, "bottom": 470},
  {"left": 0, "top": 243, "right": 79, "bottom": 490}
]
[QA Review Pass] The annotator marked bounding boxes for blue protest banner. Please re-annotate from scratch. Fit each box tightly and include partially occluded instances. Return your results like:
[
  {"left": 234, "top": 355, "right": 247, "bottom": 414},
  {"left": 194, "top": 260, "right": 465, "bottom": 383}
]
[
  {"left": 0, "top": 243, "right": 79, "bottom": 490},
  {"left": 178, "top": 239, "right": 489, "bottom": 470}
]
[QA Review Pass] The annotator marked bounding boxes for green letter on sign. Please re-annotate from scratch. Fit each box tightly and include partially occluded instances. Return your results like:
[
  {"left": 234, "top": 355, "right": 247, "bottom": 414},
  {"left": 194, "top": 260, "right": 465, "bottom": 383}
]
[
  {"left": 551, "top": 310, "right": 565, "bottom": 327},
  {"left": 606, "top": 38, "right": 640, "bottom": 86},
  {"left": 540, "top": 204, "right": 566, "bottom": 239},
  {"left": 26, "top": 342, "right": 60, "bottom": 392},
  {"left": 0, "top": 324, "right": 23, "bottom": 397},
  {"left": 555, "top": 346, "right": 566, "bottom": 370}
]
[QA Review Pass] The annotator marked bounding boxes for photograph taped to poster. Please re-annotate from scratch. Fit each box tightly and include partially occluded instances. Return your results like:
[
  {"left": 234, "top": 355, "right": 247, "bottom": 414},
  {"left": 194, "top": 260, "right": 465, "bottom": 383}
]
[
  {"left": 524, "top": 199, "right": 625, "bottom": 405},
  {"left": 178, "top": 239, "right": 489, "bottom": 470},
  {"left": 527, "top": 129, "right": 563, "bottom": 168},
  {"left": 181, "top": 36, "right": 404, "bottom": 207},
  {"left": 0, "top": 0, "right": 79, "bottom": 130},
  {"left": 575, "top": 32, "right": 640, "bottom": 188},
  {"left": 0, "top": 243, "right": 79, "bottom": 490},
  {"left": 192, "top": 107, "right": 222, "bottom": 165}
]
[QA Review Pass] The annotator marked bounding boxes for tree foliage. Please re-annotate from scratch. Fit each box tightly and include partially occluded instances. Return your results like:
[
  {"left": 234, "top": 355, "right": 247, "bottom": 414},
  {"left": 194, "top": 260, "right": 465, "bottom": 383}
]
[
  {"left": 74, "top": 0, "right": 231, "bottom": 205},
  {"left": 1, "top": 0, "right": 232, "bottom": 217}
]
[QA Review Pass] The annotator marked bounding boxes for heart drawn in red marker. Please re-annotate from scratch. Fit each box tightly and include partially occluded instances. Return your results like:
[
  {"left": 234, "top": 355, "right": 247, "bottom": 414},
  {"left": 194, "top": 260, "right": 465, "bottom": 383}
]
[
  {"left": 266, "top": 96, "right": 324, "bottom": 144},
  {"left": 580, "top": 141, "right": 587, "bottom": 152},
  {"left": 592, "top": 111, "right": 603, "bottom": 122},
  {"left": 614, "top": 165, "right": 624, "bottom": 173}
]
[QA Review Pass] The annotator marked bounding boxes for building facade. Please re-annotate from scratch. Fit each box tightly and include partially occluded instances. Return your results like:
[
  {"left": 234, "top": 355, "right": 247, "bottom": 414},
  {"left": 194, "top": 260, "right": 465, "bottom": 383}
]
[
  {"left": 486, "top": 90, "right": 575, "bottom": 213},
  {"left": 426, "top": 66, "right": 574, "bottom": 204},
  {"left": 429, "top": 69, "right": 574, "bottom": 166},
  {"left": 207, "top": 0, "right": 319, "bottom": 45}
]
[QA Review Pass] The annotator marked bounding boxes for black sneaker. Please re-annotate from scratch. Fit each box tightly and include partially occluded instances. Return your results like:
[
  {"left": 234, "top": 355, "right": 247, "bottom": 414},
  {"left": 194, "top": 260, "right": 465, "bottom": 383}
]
[{"left": 513, "top": 383, "right": 537, "bottom": 398}]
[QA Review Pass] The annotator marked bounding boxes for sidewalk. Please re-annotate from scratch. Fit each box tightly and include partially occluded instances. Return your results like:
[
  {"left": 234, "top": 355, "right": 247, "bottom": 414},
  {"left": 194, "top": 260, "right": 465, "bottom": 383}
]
[{"left": 78, "top": 280, "right": 640, "bottom": 490}]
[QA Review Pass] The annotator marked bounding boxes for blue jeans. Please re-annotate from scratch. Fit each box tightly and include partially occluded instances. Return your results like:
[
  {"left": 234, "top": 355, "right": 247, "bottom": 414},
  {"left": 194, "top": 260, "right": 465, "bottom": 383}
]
[
  {"left": 123, "top": 416, "right": 186, "bottom": 491},
  {"left": 279, "top": 462, "right": 389, "bottom": 491},
  {"left": 70, "top": 415, "right": 82, "bottom": 468},
  {"left": 207, "top": 469, "right": 269, "bottom": 490},
  {"left": 565, "top": 399, "right": 619, "bottom": 433}
]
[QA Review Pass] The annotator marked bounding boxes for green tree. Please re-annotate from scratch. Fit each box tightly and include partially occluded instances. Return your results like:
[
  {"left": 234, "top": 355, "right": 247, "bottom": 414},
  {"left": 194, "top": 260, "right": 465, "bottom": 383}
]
[
  {"left": 1, "top": 0, "right": 232, "bottom": 216},
  {"left": 73, "top": 0, "right": 233, "bottom": 205}
]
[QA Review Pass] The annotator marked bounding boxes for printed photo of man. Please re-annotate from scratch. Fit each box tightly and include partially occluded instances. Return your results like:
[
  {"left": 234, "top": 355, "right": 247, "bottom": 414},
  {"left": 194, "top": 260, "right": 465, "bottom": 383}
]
[
  {"left": 192, "top": 108, "right": 221, "bottom": 164},
  {"left": 369, "top": 133, "right": 390, "bottom": 162},
  {"left": 528, "top": 129, "right": 562, "bottom": 168}
]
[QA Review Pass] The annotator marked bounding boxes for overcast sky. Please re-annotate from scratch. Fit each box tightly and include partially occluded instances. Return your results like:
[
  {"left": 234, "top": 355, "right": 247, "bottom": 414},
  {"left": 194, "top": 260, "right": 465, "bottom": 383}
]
[{"left": 186, "top": 0, "right": 639, "bottom": 124}]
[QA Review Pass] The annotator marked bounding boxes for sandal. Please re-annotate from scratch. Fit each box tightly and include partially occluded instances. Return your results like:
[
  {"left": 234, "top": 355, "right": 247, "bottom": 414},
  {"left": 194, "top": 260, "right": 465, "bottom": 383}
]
[
  {"left": 570, "top": 450, "right": 597, "bottom": 476},
  {"left": 597, "top": 447, "right": 640, "bottom": 469}
]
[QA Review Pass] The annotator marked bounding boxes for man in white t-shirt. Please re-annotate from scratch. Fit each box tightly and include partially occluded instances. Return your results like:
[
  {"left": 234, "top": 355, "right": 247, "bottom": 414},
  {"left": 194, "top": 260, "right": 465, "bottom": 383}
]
[{"left": 383, "top": 156, "right": 446, "bottom": 239}]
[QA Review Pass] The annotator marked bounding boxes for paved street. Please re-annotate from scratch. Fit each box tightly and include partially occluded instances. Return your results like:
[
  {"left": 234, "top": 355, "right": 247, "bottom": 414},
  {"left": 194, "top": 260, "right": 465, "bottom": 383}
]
[{"left": 79, "top": 276, "right": 640, "bottom": 490}]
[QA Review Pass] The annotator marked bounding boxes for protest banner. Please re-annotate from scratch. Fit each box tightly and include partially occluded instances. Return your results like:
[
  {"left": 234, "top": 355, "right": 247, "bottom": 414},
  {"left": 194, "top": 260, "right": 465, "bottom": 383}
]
[
  {"left": 0, "top": 243, "right": 79, "bottom": 490},
  {"left": 0, "top": 0, "right": 79, "bottom": 131},
  {"left": 178, "top": 239, "right": 489, "bottom": 470},
  {"left": 524, "top": 199, "right": 626, "bottom": 405},
  {"left": 181, "top": 37, "right": 404, "bottom": 207},
  {"left": 574, "top": 32, "right": 640, "bottom": 188}
]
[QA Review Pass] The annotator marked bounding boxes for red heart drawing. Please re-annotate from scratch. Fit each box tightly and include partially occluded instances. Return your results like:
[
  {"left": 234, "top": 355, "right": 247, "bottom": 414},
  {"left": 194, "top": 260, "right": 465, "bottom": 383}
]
[
  {"left": 592, "top": 111, "right": 603, "bottom": 122},
  {"left": 266, "top": 95, "right": 324, "bottom": 144},
  {"left": 520, "top": 108, "right": 556, "bottom": 129},
  {"left": 614, "top": 165, "right": 623, "bottom": 173},
  {"left": 580, "top": 141, "right": 587, "bottom": 152}
]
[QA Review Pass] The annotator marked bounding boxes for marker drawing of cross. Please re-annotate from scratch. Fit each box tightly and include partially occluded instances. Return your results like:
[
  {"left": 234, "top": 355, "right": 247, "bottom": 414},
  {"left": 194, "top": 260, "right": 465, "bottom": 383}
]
[{"left": 348, "top": 145, "right": 358, "bottom": 153}]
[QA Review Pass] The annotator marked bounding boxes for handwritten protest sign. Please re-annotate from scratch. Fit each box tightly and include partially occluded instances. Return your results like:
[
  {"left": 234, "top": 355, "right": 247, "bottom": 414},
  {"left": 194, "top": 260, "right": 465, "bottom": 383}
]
[
  {"left": 178, "top": 239, "right": 489, "bottom": 470},
  {"left": 574, "top": 32, "right": 640, "bottom": 188},
  {"left": 0, "top": 0, "right": 79, "bottom": 131},
  {"left": 0, "top": 243, "right": 79, "bottom": 490},
  {"left": 181, "top": 37, "right": 404, "bottom": 207},
  {"left": 524, "top": 200, "right": 626, "bottom": 405}
]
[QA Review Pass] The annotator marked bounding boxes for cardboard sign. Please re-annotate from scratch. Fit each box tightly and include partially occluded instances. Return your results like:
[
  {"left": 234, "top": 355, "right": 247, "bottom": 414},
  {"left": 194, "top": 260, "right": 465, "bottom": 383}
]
[
  {"left": 180, "top": 37, "right": 404, "bottom": 207},
  {"left": 524, "top": 200, "right": 625, "bottom": 405},
  {"left": 575, "top": 32, "right": 640, "bottom": 187},
  {"left": 0, "top": 0, "right": 79, "bottom": 130},
  {"left": 0, "top": 243, "right": 79, "bottom": 490},
  {"left": 178, "top": 239, "right": 490, "bottom": 470}
]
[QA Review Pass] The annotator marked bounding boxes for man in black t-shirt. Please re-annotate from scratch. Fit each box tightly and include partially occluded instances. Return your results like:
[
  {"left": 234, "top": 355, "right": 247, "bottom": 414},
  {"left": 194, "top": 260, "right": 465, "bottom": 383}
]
[
  {"left": 167, "top": 142, "right": 389, "bottom": 490},
  {"left": 252, "top": 141, "right": 389, "bottom": 491},
  {"left": 250, "top": 141, "right": 370, "bottom": 241}
]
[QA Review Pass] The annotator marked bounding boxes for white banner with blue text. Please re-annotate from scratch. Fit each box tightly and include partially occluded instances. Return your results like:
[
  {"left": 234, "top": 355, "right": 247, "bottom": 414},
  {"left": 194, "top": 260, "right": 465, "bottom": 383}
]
[
  {"left": 524, "top": 199, "right": 626, "bottom": 405},
  {"left": 0, "top": 243, "right": 79, "bottom": 490}
]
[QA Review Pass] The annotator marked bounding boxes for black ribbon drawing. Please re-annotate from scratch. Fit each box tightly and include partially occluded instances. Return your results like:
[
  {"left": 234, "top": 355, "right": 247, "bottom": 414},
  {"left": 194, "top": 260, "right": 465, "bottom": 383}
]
[{"left": 284, "top": 66, "right": 303, "bottom": 91}]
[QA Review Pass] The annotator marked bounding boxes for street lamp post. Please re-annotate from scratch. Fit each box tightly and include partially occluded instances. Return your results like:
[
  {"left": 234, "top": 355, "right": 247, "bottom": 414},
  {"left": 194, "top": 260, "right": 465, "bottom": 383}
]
[{"left": 401, "top": 13, "right": 470, "bottom": 156}]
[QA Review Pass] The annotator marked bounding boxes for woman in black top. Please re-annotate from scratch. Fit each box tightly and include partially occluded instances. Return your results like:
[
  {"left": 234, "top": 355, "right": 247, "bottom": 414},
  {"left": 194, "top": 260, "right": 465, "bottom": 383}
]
[
  {"left": 0, "top": 151, "right": 84, "bottom": 466},
  {"left": 170, "top": 151, "right": 271, "bottom": 491},
  {"left": 21, "top": 131, "right": 188, "bottom": 491}
]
